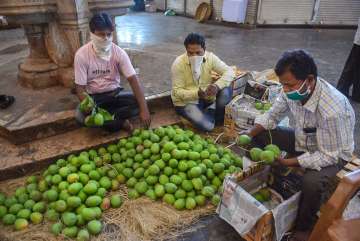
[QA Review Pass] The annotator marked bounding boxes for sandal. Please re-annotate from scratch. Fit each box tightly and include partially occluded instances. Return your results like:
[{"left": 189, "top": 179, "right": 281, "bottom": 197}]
[{"left": 0, "top": 95, "right": 15, "bottom": 109}]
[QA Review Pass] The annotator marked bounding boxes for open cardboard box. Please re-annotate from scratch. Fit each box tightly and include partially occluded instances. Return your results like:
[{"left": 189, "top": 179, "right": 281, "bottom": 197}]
[{"left": 217, "top": 166, "right": 301, "bottom": 241}]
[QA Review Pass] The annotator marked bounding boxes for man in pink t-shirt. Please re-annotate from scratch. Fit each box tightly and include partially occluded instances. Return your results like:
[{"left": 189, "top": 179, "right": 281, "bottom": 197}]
[{"left": 74, "top": 13, "right": 150, "bottom": 131}]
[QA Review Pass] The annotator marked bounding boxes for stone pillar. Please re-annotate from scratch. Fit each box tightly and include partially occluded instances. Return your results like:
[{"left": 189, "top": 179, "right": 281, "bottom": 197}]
[
  {"left": 56, "top": 0, "right": 90, "bottom": 87},
  {"left": 88, "top": 0, "right": 132, "bottom": 45},
  {"left": 19, "top": 24, "right": 58, "bottom": 89},
  {"left": 56, "top": 0, "right": 90, "bottom": 56},
  {"left": 0, "top": 0, "right": 132, "bottom": 89}
]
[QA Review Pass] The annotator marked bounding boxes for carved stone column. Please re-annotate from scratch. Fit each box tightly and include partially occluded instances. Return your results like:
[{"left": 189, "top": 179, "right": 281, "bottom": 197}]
[
  {"left": 88, "top": 0, "right": 133, "bottom": 44},
  {"left": 55, "top": 0, "right": 90, "bottom": 87},
  {"left": 19, "top": 24, "right": 58, "bottom": 89},
  {"left": 56, "top": 0, "right": 90, "bottom": 55},
  {"left": 0, "top": 0, "right": 132, "bottom": 89}
]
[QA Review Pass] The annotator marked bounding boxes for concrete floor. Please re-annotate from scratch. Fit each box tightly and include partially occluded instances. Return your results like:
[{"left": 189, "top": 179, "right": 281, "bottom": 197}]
[
  {"left": 116, "top": 13, "right": 355, "bottom": 85},
  {"left": 167, "top": 215, "right": 242, "bottom": 241},
  {"left": 0, "top": 12, "right": 359, "bottom": 241}
]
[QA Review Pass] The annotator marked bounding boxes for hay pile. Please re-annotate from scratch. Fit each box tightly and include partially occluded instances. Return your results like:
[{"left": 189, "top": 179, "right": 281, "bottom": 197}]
[{"left": 0, "top": 174, "right": 216, "bottom": 241}]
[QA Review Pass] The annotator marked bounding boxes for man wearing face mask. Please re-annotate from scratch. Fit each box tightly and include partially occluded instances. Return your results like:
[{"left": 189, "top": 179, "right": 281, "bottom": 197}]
[
  {"left": 74, "top": 13, "right": 151, "bottom": 131},
  {"left": 244, "top": 50, "right": 355, "bottom": 241},
  {"left": 171, "top": 33, "right": 235, "bottom": 132}
]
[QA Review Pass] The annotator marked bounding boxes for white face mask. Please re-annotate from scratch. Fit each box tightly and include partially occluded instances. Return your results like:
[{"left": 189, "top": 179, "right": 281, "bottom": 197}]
[
  {"left": 90, "top": 32, "right": 113, "bottom": 61},
  {"left": 189, "top": 55, "right": 204, "bottom": 82}
]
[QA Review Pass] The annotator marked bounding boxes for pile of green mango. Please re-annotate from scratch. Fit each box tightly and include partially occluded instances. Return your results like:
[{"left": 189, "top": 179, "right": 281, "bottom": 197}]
[{"left": 0, "top": 126, "right": 243, "bottom": 240}]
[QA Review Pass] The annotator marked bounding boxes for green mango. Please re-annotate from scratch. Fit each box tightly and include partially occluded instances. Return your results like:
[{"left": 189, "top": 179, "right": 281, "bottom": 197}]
[
  {"left": 97, "top": 107, "right": 114, "bottom": 121},
  {"left": 80, "top": 93, "right": 95, "bottom": 114},
  {"left": 84, "top": 115, "right": 95, "bottom": 127}
]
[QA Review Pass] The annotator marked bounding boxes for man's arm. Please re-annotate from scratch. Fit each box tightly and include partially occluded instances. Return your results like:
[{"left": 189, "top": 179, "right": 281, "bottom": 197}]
[
  {"left": 117, "top": 48, "right": 151, "bottom": 127},
  {"left": 74, "top": 51, "right": 88, "bottom": 101},
  {"left": 127, "top": 75, "right": 151, "bottom": 128},
  {"left": 277, "top": 104, "right": 355, "bottom": 170},
  {"left": 75, "top": 84, "right": 87, "bottom": 102},
  {"left": 211, "top": 53, "right": 235, "bottom": 90},
  {"left": 171, "top": 61, "right": 199, "bottom": 102},
  {"left": 294, "top": 114, "right": 354, "bottom": 171}
]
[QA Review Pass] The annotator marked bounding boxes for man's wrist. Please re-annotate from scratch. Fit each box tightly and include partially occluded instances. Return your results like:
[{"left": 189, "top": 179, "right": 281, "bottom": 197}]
[
  {"left": 139, "top": 104, "right": 149, "bottom": 113},
  {"left": 198, "top": 88, "right": 205, "bottom": 99},
  {"left": 278, "top": 157, "right": 299, "bottom": 167},
  {"left": 248, "top": 124, "right": 264, "bottom": 138}
]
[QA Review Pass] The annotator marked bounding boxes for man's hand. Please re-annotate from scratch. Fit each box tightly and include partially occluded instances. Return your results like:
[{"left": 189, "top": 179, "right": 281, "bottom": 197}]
[
  {"left": 139, "top": 108, "right": 151, "bottom": 128},
  {"left": 276, "top": 157, "right": 288, "bottom": 166},
  {"left": 75, "top": 84, "right": 87, "bottom": 102},
  {"left": 205, "top": 84, "right": 219, "bottom": 97},
  {"left": 247, "top": 124, "right": 266, "bottom": 138},
  {"left": 127, "top": 75, "right": 151, "bottom": 129},
  {"left": 239, "top": 129, "right": 251, "bottom": 137},
  {"left": 276, "top": 157, "right": 299, "bottom": 167},
  {"left": 198, "top": 88, "right": 207, "bottom": 99}
]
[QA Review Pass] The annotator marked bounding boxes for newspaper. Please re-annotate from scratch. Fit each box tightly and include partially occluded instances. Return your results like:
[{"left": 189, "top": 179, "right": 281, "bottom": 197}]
[
  {"left": 343, "top": 191, "right": 360, "bottom": 220},
  {"left": 217, "top": 177, "right": 268, "bottom": 235},
  {"left": 273, "top": 192, "right": 301, "bottom": 240},
  {"left": 218, "top": 168, "right": 301, "bottom": 241}
]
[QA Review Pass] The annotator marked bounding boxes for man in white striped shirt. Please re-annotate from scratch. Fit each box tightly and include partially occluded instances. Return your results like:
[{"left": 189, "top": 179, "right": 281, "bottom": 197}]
[{"left": 246, "top": 50, "right": 355, "bottom": 241}]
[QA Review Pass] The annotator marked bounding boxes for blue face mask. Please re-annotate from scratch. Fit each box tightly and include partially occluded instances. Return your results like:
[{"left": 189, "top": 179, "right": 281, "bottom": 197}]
[{"left": 285, "top": 80, "right": 311, "bottom": 101}]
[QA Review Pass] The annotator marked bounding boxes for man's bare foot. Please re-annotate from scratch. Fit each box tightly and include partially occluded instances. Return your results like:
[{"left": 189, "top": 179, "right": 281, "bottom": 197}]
[
  {"left": 290, "top": 230, "right": 311, "bottom": 241},
  {"left": 122, "top": 119, "right": 134, "bottom": 134}
]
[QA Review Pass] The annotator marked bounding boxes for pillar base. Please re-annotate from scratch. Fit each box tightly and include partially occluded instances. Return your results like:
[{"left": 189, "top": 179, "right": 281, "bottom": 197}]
[
  {"left": 58, "top": 67, "right": 75, "bottom": 88},
  {"left": 18, "top": 68, "right": 58, "bottom": 89}
]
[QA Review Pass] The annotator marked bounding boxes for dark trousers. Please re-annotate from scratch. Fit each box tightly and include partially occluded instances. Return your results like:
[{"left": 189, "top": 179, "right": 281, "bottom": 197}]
[
  {"left": 131, "top": 0, "right": 145, "bottom": 11},
  {"left": 76, "top": 88, "right": 139, "bottom": 131},
  {"left": 337, "top": 44, "right": 360, "bottom": 102},
  {"left": 174, "top": 86, "right": 233, "bottom": 132},
  {"left": 252, "top": 127, "right": 344, "bottom": 231}
]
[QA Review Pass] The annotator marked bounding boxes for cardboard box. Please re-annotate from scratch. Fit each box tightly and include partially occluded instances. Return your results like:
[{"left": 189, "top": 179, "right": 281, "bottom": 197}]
[
  {"left": 217, "top": 167, "right": 301, "bottom": 241},
  {"left": 224, "top": 93, "right": 265, "bottom": 132},
  {"left": 224, "top": 76, "right": 283, "bottom": 140}
]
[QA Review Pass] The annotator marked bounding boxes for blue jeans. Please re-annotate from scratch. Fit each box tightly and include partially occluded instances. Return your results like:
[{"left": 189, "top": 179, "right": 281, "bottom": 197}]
[{"left": 175, "top": 86, "right": 233, "bottom": 132}]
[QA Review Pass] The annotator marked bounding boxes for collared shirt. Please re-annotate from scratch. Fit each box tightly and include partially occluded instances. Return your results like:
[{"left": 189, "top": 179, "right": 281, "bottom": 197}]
[
  {"left": 171, "top": 51, "right": 235, "bottom": 106},
  {"left": 354, "top": 18, "right": 360, "bottom": 46},
  {"left": 255, "top": 78, "right": 355, "bottom": 171}
]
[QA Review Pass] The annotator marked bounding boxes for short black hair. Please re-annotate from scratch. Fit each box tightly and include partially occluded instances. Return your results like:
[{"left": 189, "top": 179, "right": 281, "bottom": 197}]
[
  {"left": 184, "top": 33, "right": 206, "bottom": 49},
  {"left": 275, "top": 49, "right": 318, "bottom": 80},
  {"left": 89, "top": 13, "right": 114, "bottom": 33}
]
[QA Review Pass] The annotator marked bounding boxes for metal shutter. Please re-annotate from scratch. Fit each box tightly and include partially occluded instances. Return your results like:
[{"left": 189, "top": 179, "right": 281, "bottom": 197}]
[
  {"left": 212, "top": 0, "right": 258, "bottom": 24},
  {"left": 315, "top": 0, "right": 360, "bottom": 25},
  {"left": 257, "top": 0, "right": 315, "bottom": 25},
  {"left": 245, "top": 0, "right": 258, "bottom": 24},
  {"left": 167, "top": 0, "right": 185, "bottom": 14},
  {"left": 154, "top": 0, "right": 166, "bottom": 10},
  {"left": 212, "top": 0, "right": 224, "bottom": 20}
]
